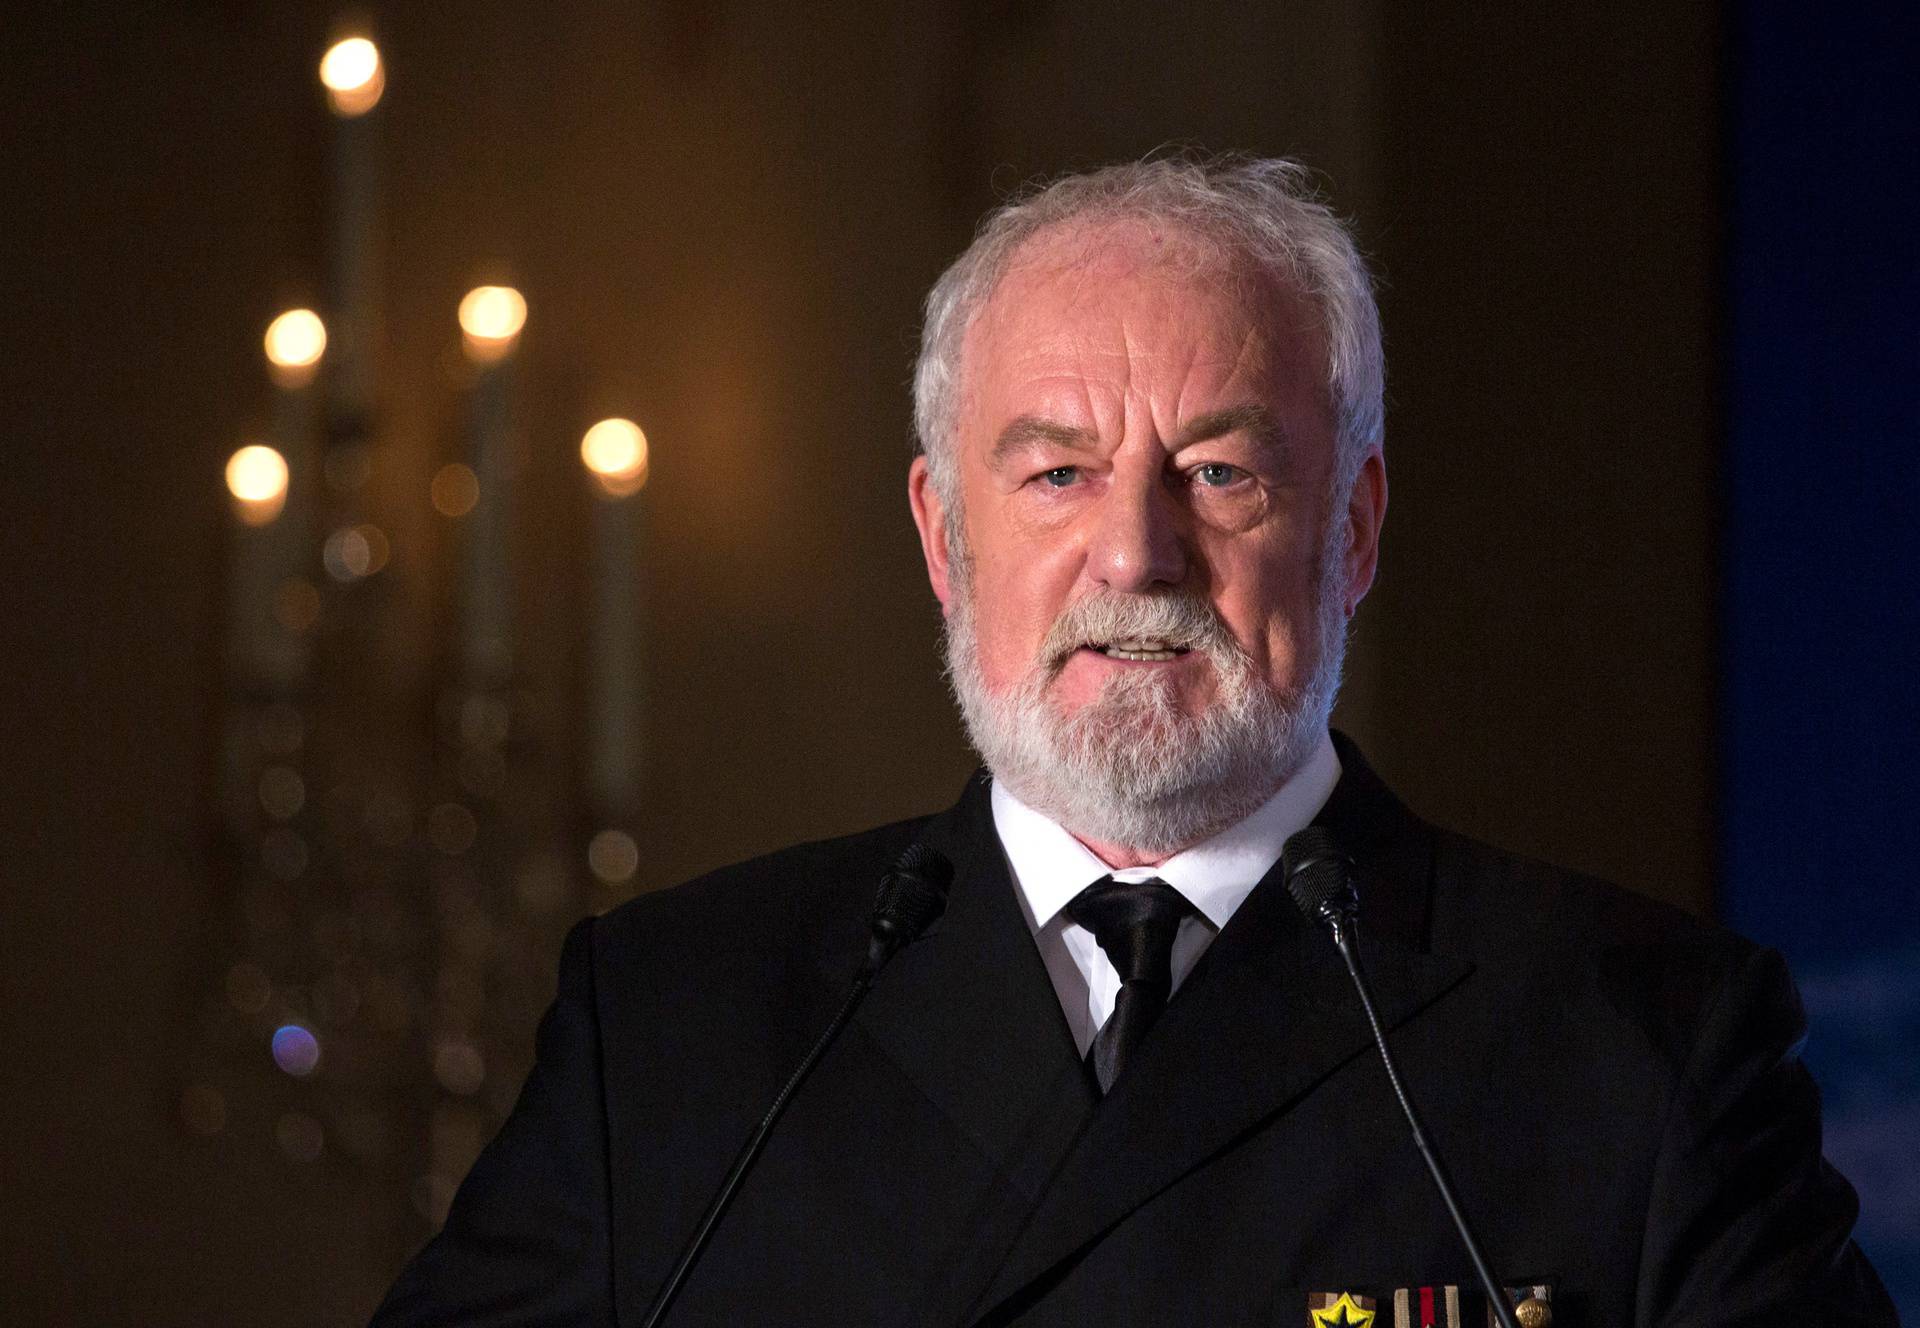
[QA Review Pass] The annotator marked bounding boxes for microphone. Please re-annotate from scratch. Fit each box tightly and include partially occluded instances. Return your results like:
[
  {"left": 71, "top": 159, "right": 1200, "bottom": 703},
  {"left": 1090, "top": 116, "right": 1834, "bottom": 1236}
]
[
  {"left": 1281, "top": 827, "right": 1523, "bottom": 1328},
  {"left": 640, "top": 839, "right": 954, "bottom": 1328},
  {"left": 864, "top": 839, "right": 951, "bottom": 974}
]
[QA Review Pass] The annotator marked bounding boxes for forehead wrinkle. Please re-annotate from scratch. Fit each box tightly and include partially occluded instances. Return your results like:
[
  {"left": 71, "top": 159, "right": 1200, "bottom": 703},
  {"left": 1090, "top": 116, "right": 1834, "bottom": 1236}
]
[
  {"left": 974, "top": 227, "right": 1274, "bottom": 460},
  {"left": 1163, "top": 307, "right": 1264, "bottom": 446},
  {"left": 1220, "top": 321, "right": 1266, "bottom": 392}
]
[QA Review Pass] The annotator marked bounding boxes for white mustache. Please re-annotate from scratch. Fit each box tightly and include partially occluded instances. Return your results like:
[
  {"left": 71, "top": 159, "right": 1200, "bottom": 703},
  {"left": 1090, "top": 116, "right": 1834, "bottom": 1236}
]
[{"left": 1039, "top": 590, "right": 1239, "bottom": 672}]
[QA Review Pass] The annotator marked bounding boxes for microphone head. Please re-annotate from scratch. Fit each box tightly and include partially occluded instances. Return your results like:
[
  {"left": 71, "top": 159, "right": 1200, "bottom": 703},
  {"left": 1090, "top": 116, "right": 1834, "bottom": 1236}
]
[
  {"left": 1280, "top": 825, "right": 1358, "bottom": 925},
  {"left": 868, "top": 840, "right": 953, "bottom": 965}
]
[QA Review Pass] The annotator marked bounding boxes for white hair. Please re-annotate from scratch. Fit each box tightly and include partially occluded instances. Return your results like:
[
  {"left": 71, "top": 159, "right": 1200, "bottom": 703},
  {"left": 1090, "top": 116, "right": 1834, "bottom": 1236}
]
[
  {"left": 943, "top": 552, "right": 1348, "bottom": 854},
  {"left": 912, "top": 154, "right": 1384, "bottom": 507}
]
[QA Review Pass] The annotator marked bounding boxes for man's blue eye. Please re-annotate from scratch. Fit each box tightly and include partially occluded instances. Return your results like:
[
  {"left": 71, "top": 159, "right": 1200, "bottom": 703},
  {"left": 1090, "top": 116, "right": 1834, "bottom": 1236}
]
[
  {"left": 1041, "top": 467, "right": 1078, "bottom": 487},
  {"left": 1194, "top": 463, "right": 1240, "bottom": 487}
]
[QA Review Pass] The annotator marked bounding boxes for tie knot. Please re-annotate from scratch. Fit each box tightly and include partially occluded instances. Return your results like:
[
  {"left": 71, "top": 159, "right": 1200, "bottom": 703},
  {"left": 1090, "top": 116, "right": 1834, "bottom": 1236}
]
[{"left": 1065, "top": 877, "right": 1194, "bottom": 988}]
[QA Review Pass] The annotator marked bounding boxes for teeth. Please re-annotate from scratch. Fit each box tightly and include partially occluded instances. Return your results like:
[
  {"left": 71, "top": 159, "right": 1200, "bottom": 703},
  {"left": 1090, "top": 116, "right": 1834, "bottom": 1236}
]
[{"left": 1097, "top": 640, "right": 1184, "bottom": 662}]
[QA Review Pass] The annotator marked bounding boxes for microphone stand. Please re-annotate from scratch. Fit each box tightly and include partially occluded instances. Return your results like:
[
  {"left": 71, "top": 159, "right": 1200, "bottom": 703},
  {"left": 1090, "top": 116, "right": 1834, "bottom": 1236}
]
[
  {"left": 1317, "top": 901, "right": 1522, "bottom": 1328},
  {"left": 639, "top": 970, "right": 878, "bottom": 1328},
  {"left": 639, "top": 842, "right": 951, "bottom": 1328}
]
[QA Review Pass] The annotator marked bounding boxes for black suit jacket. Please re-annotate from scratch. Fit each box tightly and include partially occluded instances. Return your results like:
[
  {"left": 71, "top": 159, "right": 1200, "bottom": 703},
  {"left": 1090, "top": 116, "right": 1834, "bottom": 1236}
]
[{"left": 372, "top": 739, "right": 1895, "bottom": 1326}]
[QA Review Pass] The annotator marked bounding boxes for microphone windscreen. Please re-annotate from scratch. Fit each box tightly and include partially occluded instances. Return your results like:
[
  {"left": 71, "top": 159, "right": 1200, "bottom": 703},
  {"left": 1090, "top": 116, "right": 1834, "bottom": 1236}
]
[
  {"left": 1280, "top": 825, "right": 1353, "bottom": 920},
  {"left": 871, "top": 840, "right": 953, "bottom": 945}
]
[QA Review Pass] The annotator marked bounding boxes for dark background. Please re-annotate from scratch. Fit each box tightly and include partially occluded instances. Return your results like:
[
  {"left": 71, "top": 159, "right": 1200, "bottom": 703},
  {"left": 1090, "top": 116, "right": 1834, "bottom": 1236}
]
[{"left": 1, "top": 2, "right": 1908, "bottom": 1323}]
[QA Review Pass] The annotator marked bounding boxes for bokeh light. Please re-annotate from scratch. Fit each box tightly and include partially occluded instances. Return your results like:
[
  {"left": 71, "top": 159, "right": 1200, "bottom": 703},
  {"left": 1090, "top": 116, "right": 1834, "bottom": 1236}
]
[
  {"left": 458, "top": 694, "right": 511, "bottom": 747},
  {"left": 432, "top": 1037, "right": 486, "bottom": 1096},
  {"left": 226, "top": 444, "right": 289, "bottom": 524},
  {"left": 319, "top": 37, "right": 384, "bottom": 116},
  {"left": 270, "top": 1023, "right": 321, "bottom": 1077},
  {"left": 322, "top": 523, "right": 390, "bottom": 581},
  {"left": 430, "top": 462, "right": 479, "bottom": 517},
  {"left": 588, "top": 829, "right": 639, "bottom": 885},
  {"left": 263, "top": 308, "right": 326, "bottom": 376},
  {"left": 580, "top": 418, "right": 649, "bottom": 496},
  {"left": 458, "top": 285, "right": 527, "bottom": 360},
  {"left": 359, "top": 524, "right": 391, "bottom": 572},
  {"left": 258, "top": 765, "right": 306, "bottom": 820}
]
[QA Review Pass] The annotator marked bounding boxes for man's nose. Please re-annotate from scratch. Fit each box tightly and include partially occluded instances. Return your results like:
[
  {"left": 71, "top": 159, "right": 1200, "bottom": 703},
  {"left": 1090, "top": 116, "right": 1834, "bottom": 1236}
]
[{"left": 1087, "top": 470, "right": 1187, "bottom": 592}]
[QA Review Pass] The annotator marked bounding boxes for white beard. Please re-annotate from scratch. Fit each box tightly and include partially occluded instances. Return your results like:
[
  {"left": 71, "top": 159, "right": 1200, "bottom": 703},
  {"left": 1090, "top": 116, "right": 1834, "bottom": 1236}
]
[{"left": 942, "top": 527, "right": 1348, "bottom": 855}]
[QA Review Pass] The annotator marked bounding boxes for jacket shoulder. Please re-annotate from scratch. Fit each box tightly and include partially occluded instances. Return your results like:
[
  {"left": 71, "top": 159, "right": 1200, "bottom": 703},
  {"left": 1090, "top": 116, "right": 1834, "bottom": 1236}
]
[
  {"left": 1426, "top": 826, "right": 1781, "bottom": 1069},
  {"left": 1428, "top": 826, "right": 1731, "bottom": 950},
  {"left": 591, "top": 813, "right": 936, "bottom": 965},
  {"left": 1412, "top": 829, "right": 1888, "bottom": 1323},
  {"left": 578, "top": 814, "right": 941, "bottom": 1124}
]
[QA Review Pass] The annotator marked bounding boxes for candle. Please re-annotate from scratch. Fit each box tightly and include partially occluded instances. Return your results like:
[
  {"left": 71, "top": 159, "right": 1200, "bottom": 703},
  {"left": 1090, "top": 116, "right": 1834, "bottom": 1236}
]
[
  {"left": 580, "top": 418, "right": 649, "bottom": 821},
  {"left": 225, "top": 444, "right": 297, "bottom": 688},
  {"left": 262, "top": 308, "right": 326, "bottom": 679},
  {"left": 320, "top": 33, "right": 383, "bottom": 458},
  {"left": 457, "top": 286, "right": 527, "bottom": 688}
]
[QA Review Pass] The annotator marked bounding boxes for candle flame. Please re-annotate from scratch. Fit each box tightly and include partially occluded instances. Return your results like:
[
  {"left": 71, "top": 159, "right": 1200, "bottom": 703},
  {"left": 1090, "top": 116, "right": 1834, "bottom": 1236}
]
[
  {"left": 264, "top": 308, "right": 327, "bottom": 372},
  {"left": 431, "top": 463, "right": 480, "bottom": 517},
  {"left": 227, "top": 444, "right": 290, "bottom": 524},
  {"left": 581, "top": 418, "right": 649, "bottom": 495},
  {"left": 459, "top": 286, "right": 527, "bottom": 361},
  {"left": 320, "top": 37, "right": 384, "bottom": 115}
]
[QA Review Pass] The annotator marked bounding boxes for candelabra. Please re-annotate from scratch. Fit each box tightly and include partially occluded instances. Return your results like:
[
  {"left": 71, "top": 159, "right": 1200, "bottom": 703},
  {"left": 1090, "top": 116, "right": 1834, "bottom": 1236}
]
[{"left": 174, "top": 21, "right": 650, "bottom": 1253}]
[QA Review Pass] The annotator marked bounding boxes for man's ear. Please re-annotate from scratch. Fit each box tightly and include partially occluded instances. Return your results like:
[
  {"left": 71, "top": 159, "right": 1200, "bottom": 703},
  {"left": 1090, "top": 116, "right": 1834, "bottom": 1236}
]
[
  {"left": 1341, "top": 449, "right": 1387, "bottom": 615},
  {"left": 908, "top": 455, "right": 954, "bottom": 613}
]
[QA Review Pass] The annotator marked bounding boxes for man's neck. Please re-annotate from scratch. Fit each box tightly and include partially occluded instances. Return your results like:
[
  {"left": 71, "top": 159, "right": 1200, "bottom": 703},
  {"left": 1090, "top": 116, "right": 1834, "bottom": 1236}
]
[{"left": 1070, "top": 835, "right": 1179, "bottom": 870}]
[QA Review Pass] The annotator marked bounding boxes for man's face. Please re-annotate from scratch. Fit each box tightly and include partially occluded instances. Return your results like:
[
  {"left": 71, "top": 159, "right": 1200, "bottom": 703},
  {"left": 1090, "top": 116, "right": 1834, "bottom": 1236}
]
[{"left": 910, "top": 220, "right": 1385, "bottom": 856}]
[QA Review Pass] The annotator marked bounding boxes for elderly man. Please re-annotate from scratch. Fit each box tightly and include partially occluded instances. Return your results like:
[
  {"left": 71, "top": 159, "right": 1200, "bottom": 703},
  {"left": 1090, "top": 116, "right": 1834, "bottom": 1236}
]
[{"left": 373, "top": 159, "right": 1894, "bottom": 1326}]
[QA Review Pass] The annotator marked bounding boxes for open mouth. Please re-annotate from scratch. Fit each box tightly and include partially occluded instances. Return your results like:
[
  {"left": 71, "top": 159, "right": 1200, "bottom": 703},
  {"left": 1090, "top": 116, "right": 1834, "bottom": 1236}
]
[{"left": 1085, "top": 639, "right": 1193, "bottom": 663}]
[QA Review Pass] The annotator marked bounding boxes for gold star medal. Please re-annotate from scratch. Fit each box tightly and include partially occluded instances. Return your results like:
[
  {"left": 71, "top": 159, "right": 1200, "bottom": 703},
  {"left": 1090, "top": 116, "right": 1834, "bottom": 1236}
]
[{"left": 1309, "top": 1291, "right": 1378, "bottom": 1327}]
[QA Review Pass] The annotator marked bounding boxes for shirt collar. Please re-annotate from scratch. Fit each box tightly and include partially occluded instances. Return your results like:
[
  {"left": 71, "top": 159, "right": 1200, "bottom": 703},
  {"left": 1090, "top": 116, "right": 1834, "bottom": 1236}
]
[{"left": 991, "top": 730, "right": 1342, "bottom": 933}]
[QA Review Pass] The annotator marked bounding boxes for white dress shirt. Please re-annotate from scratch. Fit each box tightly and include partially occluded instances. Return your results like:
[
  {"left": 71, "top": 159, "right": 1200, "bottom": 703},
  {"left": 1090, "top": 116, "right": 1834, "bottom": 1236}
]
[{"left": 990, "top": 732, "right": 1342, "bottom": 1056}]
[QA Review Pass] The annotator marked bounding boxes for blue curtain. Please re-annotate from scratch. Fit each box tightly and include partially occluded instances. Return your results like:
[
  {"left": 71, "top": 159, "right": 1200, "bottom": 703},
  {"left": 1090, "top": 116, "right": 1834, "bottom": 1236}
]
[{"left": 1724, "top": 2, "right": 1920, "bottom": 1310}]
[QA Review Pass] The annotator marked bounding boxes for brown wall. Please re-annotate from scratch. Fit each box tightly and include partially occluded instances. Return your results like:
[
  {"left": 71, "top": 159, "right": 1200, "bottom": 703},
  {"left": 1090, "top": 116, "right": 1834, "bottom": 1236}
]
[
  {"left": 0, "top": 3, "right": 1716, "bottom": 1322},
  {"left": 1358, "top": 3, "right": 1721, "bottom": 906}
]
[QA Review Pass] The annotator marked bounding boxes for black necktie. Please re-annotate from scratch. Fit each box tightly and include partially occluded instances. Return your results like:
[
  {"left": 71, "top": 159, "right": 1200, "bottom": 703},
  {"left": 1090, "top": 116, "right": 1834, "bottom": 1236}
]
[{"left": 1066, "top": 877, "right": 1195, "bottom": 1094}]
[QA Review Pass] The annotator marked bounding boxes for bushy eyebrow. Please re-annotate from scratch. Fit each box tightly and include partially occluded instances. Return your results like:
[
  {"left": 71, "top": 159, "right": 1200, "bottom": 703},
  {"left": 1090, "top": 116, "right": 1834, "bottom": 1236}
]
[
  {"left": 1175, "top": 403, "right": 1281, "bottom": 451},
  {"left": 988, "top": 416, "right": 1100, "bottom": 468},
  {"left": 988, "top": 403, "right": 1281, "bottom": 468}
]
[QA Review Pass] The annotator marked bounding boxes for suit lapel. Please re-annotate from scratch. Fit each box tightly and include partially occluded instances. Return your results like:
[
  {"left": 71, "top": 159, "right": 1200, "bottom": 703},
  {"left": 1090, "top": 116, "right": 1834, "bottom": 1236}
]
[
  {"left": 849, "top": 776, "right": 1100, "bottom": 1317},
  {"left": 966, "top": 737, "right": 1476, "bottom": 1324}
]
